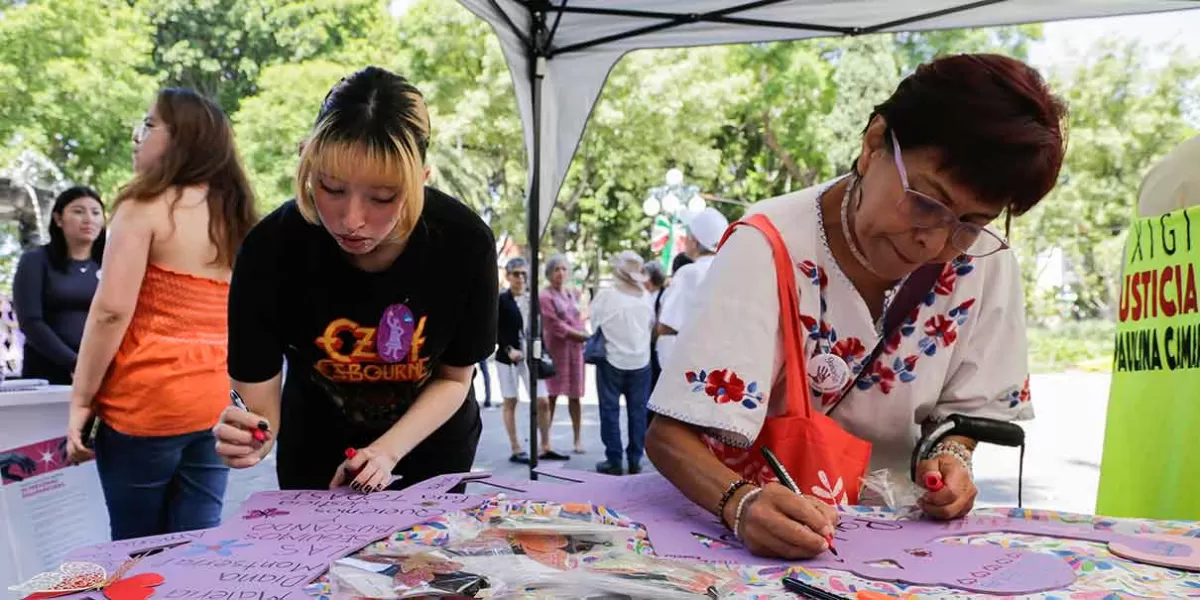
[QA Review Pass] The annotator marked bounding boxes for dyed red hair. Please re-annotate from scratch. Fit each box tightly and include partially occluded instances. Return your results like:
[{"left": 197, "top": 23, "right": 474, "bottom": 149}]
[{"left": 871, "top": 53, "right": 1068, "bottom": 216}]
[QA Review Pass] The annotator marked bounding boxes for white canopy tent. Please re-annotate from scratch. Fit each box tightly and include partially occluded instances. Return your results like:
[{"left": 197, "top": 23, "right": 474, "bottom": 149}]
[{"left": 453, "top": 0, "right": 1198, "bottom": 474}]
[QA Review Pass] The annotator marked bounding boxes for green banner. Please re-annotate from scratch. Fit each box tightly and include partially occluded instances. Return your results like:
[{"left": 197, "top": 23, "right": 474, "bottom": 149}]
[{"left": 1097, "top": 207, "right": 1200, "bottom": 520}]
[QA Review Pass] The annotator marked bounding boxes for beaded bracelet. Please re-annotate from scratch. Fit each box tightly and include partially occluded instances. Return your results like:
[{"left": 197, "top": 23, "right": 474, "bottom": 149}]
[
  {"left": 716, "top": 479, "right": 752, "bottom": 529},
  {"left": 930, "top": 439, "right": 974, "bottom": 477},
  {"left": 733, "top": 487, "right": 763, "bottom": 540}
]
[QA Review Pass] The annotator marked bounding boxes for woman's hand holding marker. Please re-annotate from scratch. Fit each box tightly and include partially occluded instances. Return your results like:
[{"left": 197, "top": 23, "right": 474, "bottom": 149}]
[
  {"left": 213, "top": 390, "right": 272, "bottom": 469},
  {"left": 330, "top": 446, "right": 399, "bottom": 493}
]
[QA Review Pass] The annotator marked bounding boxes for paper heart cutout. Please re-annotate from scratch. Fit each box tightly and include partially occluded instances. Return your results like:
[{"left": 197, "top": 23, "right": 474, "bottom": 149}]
[
  {"left": 1109, "top": 534, "right": 1200, "bottom": 572},
  {"left": 8, "top": 561, "right": 107, "bottom": 594},
  {"left": 103, "top": 573, "right": 164, "bottom": 600}
]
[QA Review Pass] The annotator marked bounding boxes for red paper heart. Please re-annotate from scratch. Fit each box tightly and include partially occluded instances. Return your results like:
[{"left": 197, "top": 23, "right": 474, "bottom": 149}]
[{"left": 103, "top": 573, "right": 164, "bottom": 600}]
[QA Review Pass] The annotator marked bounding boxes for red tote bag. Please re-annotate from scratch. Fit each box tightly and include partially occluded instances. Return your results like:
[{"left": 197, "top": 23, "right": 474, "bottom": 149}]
[{"left": 703, "top": 214, "right": 873, "bottom": 505}]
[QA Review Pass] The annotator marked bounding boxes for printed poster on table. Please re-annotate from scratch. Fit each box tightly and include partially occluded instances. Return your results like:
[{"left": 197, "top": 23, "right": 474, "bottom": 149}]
[
  {"left": 0, "top": 436, "right": 110, "bottom": 590},
  {"left": 1098, "top": 206, "right": 1200, "bottom": 520}
]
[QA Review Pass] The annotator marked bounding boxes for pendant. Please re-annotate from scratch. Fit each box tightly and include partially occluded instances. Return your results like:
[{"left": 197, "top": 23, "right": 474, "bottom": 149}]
[
  {"left": 807, "top": 353, "right": 851, "bottom": 394},
  {"left": 376, "top": 303, "right": 415, "bottom": 363}
]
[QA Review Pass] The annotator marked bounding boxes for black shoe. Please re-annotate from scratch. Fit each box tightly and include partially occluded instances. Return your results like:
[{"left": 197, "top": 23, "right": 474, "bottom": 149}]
[
  {"left": 596, "top": 461, "right": 624, "bottom": 475},
  {"left": 539, "top": 450, "right": 571, "bottom": 461},
  {"left": 627, "top": 462, "right": 642, "bottom": 475},
  {"left": 509, "top": 452, "right": 530, "bottom": 464}
]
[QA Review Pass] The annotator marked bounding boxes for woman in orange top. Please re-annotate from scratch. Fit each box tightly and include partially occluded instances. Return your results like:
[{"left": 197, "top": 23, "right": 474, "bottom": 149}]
[{"left": 65, "top": 88, "right": 257, "bottom": 540}]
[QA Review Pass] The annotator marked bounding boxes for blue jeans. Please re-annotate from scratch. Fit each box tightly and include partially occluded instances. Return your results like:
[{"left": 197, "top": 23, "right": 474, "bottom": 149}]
[
  {"left": 595, "top": 361, "right": 651, "bottom": 468},
  {"left": 95, "top": 422, "right": 229, "bottom": 540}
]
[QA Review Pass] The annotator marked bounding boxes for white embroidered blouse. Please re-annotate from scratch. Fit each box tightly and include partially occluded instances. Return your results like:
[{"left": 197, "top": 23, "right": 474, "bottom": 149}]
[{"left": 647, "top": 180, "right": 1034, "bottom": 480}]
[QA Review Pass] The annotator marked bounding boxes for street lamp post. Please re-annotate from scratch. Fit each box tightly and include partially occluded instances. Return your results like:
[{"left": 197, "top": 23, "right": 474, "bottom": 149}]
[{"left": 643, "top": 168, "right": 706, "bottom": 270}]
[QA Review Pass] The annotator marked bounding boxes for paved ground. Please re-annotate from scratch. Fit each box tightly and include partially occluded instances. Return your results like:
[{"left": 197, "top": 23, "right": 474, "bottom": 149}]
[{"left": 223, "top": 367, "right": 1112, "bottom": 520}]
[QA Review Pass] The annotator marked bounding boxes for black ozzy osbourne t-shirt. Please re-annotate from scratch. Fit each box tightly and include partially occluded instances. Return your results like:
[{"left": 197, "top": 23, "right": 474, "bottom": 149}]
[{"left": 227, "top": 187, "right": 498, "bottom": 489}]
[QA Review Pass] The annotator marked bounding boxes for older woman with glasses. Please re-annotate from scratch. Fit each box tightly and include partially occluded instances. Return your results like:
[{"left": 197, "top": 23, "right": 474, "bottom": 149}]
[{"left": 646, "top": 53, "right": 1066, "bottom": 559}]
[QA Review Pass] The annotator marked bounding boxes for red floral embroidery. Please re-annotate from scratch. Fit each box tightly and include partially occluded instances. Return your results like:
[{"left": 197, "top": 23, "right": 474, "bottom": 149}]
[
  {"left": 934, "top": 266, "right": 957, "bottom": 295},
  {"left": 798, "top": 260, "right": 828, "bottom": 288},
  {"left": 705, "top": 369, "right": 746, "bottom": 404},
  {"left": 869, "top": 361, "right": 898, "bottom": 394},
  {"left": 831, "top": 337, "right": 866, "bottom": 359},
  {"left": 923, "top": 314, "right": 958, "bottom": 346},
  {"left": 1019, "top": 376, "right": 1031, "bottom": 403},
  {"left": 686, "top": 369, "right": 762, "bottom": 409}
]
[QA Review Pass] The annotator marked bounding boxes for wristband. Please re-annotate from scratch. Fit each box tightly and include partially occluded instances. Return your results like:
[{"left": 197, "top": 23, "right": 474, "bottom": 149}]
[
  {"left": 930, "top": 439, "right": 974, "bottom": 477},
  {"left": 716, "top": 479, "right": 752, "bottom": 529},
  {"left": 733, "top": 487, "right": 763, "bottom": 541}
]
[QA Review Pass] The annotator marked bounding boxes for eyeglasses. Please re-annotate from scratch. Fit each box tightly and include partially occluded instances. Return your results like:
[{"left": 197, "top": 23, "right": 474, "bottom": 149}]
[
  {"left": 509, "top": 271, "right": 528, "bottom": 278},
  {"left": 890, "top": 133, "right": 1009, "bottom": 258}
]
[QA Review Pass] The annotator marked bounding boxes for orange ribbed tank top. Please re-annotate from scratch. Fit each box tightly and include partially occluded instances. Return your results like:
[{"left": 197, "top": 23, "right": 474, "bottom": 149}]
[{"left": 96, "top": 263, "right": 229, "bottom": 437}]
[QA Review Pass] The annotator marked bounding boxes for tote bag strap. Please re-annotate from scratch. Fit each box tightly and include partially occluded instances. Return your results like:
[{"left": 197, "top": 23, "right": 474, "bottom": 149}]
[{"left": 717, "top": 214, "right": 813, "bottom": 419}]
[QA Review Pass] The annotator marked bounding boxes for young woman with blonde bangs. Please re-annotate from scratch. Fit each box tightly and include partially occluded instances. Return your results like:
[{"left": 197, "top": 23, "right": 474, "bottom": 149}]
[{"left": 214, "top": 67, "right": 498, "bottom": 493}]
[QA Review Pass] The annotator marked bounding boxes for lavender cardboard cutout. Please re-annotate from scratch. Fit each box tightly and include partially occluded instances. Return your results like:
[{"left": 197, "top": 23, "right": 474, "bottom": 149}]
[
  {"left": 114, "top": 481, "right": 492, "bottom": 599},
  {"left": 501, "top": 471, "right": 1198, "bottom": 594}
]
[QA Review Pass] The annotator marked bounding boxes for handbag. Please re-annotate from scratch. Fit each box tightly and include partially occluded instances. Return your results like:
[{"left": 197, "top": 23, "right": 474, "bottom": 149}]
[
  {"left": 704, "top": 213, "right": 874, "bottom": 505},
  {"left": 583, "top": 327, "right": 607, "bottom": 365},
  {"left": 535, "top": 334, "right": 557, "bottom": 379}
]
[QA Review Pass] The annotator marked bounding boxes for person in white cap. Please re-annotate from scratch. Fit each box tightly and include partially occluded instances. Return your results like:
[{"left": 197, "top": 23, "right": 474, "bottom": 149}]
[
  {"left": 588, "top": 250, "right": 655, "bottom": 474},
  {"left": 655, "top": 207, "right": 730, "bottom": 368}
]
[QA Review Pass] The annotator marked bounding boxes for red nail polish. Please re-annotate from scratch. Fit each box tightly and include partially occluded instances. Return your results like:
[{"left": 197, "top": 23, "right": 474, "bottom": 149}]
[{"left": 252, "top": 429, "right": 266, "bottom": 442}]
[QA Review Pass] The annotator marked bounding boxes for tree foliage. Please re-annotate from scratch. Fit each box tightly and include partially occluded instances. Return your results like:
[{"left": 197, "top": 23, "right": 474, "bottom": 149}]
[
  {"left": 1013, "top": 40, "right": 1199, "bottom": 322},
  {"left": 135, "top": 0, "right": 386, "bottom": 112},
  {"left": 0, "top": 0, "right": 156, "bottom": 191}
]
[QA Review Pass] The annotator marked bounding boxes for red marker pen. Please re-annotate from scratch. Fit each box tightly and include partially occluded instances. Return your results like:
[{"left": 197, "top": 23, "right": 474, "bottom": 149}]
[
  {"left": 230, "top": 390, "right": 268, "bottom": 442},
  {"left": 825, "top": 534, "right": 839, "bottom": 557},
  {"left": 924, "top": 472, "right": 944, "bottom": 492}
]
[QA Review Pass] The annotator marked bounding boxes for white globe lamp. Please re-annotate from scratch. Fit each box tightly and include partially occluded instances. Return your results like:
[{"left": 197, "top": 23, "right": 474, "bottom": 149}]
[
  {"left": 642, "top": 196, "right": 661, "bottom": 217},
  {"left": 661, "top": 192, "right": 681, "bottom": 214},
  {"left": 665, "top": 168, "right": 684, "bottom": 187}
]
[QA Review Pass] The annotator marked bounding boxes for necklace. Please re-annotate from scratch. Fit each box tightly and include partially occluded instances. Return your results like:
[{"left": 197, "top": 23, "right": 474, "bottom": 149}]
[{"left": 839, "top": 177, "right": 884, "bottom": 278}]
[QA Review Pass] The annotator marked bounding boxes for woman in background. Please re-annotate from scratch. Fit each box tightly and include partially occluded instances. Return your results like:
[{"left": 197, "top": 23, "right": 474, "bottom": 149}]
[
  {"left": 14, "top": 186, "right": 106, "bottom": 384},
  {"left": 66, "top": 88, "right": 257, "bottom": 539},
  {"left": 540, "top": 254, "right": 588, "bottom": 458}
]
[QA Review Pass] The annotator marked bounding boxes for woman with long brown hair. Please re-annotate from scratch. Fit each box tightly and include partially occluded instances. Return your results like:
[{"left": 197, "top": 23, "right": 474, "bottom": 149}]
[{"left": 65, "top": 88, "right": 257, "bottom": 539}]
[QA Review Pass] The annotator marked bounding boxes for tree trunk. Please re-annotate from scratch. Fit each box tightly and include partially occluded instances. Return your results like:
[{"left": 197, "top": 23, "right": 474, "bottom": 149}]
[{"left": 760, "top": 109, "right": 806, "bottom": 187}]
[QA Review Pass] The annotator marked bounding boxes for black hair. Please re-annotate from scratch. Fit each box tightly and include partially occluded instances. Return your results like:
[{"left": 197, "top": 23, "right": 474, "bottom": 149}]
[
  {"left": 315, "top": 66, "right": 429, "bottom": 162},
  {"left": 45, "top": 185, "right": 105, "bottom": 272},
  {"left": 671, "top": 253, "right": 693, "bottom": 275},
  {"left": 643, "top": 260, "right": 667, "bottom": 288}
]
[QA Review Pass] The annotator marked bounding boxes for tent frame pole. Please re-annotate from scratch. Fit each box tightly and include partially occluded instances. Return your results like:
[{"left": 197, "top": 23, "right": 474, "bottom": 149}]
[{"left": 524, "top": 6, "right": 551, "bottom": 482}]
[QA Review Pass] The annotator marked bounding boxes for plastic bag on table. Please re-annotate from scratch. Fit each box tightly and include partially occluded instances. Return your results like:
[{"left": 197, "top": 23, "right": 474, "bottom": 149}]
[
  {"left": 518, "top": 552, "right": 743, "bottom": 599},
  {"left": 485, "top": 504, "right": 627, "bottom": 539},
  {"left": 859, "top": 468, "right": 926, "bottom": 511},
  {"left": 328, "top": 550, "right": 500, "bottom": 599}
]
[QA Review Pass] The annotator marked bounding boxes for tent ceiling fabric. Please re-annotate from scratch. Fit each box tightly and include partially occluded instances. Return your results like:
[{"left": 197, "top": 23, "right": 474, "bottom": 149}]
[{"left": 456, "top": 0, "right": 1198, "bottom": 235}]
